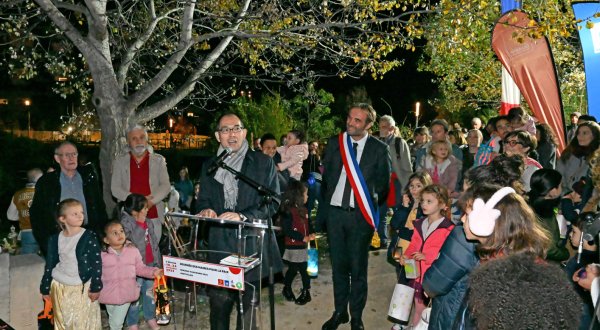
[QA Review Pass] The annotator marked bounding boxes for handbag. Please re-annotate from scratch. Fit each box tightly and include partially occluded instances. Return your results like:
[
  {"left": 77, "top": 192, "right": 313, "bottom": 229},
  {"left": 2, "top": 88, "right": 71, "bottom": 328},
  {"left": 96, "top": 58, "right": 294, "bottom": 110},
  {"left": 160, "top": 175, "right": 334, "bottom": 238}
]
[
  {"left": 307, "top": 238, "right": 319, "bottom": 277},
  {"left": 154, "top": 275, "right": 171, "bottom": 325},
  {"left": 388, "top": 283, "right": 415, "bottom": 322},
  {"left": 37, "top": 297, "right": 53, "bottom": 330},
  {"left": 413, "top": 306, "right": 431, "bottom": 330}
]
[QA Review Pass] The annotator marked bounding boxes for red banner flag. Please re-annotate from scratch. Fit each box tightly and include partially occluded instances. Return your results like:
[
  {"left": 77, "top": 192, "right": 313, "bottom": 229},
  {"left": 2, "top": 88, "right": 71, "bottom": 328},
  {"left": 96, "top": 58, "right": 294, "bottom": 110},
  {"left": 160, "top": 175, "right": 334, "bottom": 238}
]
[{"left": 492, "top": 10, "right": 566, "bottom": 154}]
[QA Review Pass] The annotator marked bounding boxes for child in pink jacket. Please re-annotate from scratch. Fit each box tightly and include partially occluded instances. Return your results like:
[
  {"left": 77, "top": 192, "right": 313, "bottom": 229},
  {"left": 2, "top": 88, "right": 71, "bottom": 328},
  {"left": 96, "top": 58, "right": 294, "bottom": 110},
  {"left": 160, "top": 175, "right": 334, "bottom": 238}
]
[
  {"left": 99, "top": 221, "right": 163, "bottom": 330},
  {"left": 277, "top": 129, "right": 309, "bottom": 181}
]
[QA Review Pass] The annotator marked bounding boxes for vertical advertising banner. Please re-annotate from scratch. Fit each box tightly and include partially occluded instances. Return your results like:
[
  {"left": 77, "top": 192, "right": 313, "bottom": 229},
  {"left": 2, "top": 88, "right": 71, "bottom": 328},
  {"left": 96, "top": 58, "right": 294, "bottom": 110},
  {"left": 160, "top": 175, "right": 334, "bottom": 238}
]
[
  {"left": 499, "top": 0, "right": 523, "bottom": 115},
  {"left": 572, "top": 2, "right": 600, "bottom": 120},
  {"left": 492, "top": 10, "right": 566, "bottom": 153}
]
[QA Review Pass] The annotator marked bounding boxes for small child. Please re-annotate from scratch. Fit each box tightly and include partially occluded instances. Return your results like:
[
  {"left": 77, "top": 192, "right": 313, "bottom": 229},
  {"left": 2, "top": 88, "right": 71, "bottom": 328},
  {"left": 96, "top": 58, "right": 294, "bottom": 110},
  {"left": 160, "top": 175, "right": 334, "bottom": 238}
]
[
  {"left": 280, "top": 180, "right": 315, "bottom": 305},
  {"left": 120, "top": 194, "right": 162, "bottom": 330},
  {"left": 99, "top": 221, "right": 163, "bottom": 330},
  {"left": 277, "top": 129, "right": 309, "bottom": 181},
  {"left": 421, "top": 140, "right": 461, "bottom": 197},
  {"left": 39, "top": 198, "right": 102, "bottom": 329},
  {"left": 401, "top": 184, "right": 454, "bottom": 326},
  {"left": 390, "top": 172, "right": 432, "bottom": 266}
]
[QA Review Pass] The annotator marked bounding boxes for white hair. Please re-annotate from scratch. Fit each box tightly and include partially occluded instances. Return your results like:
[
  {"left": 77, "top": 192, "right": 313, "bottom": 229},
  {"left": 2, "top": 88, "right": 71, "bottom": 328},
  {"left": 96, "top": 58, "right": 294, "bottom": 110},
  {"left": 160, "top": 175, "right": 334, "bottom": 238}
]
[
  {"left": 126, "top": 124, "right": 149, "bottom": 140},
  {"left": 380, "top": 115, "right": 396, "bottom": 127}
]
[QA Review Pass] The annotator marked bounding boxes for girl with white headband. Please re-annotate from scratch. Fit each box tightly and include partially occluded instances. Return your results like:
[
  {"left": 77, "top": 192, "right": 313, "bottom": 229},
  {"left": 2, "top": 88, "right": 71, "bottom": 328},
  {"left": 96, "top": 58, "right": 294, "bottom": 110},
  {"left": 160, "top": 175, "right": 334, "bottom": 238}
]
[{"left": 454, "top": 184, "right": 551, "bottom": 328}]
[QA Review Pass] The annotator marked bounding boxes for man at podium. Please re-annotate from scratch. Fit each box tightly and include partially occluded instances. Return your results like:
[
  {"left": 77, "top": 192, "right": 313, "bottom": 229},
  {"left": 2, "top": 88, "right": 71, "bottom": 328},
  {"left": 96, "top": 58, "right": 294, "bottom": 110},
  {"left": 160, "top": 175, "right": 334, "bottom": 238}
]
[{"left": 196, "top": 113, "right": 281, "bottom": 330}]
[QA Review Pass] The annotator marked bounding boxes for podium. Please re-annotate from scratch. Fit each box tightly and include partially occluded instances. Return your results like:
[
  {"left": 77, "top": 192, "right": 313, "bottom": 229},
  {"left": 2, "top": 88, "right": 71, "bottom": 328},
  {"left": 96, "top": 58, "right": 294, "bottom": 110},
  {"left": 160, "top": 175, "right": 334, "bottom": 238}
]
[{"left": 164, "top": 212, "right": 280, "bottom": 329}]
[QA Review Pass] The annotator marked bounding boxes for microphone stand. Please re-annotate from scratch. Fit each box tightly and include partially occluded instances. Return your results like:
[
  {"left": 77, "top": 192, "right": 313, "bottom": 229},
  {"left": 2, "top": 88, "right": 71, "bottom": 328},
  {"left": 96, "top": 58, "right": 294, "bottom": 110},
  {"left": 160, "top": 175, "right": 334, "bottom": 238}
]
[{"left": 215, "top": 159, "right": 280, "bottom": 330}]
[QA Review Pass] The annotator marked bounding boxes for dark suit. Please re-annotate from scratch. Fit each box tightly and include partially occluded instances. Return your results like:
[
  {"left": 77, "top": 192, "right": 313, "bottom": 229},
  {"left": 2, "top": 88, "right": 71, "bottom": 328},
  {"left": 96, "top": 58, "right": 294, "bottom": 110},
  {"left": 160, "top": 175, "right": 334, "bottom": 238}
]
[
  {"left": 196, "top": 150, "right": 282, "bottom": 330},
  {"left": 320, "top": 134, "right": 391, "bottom": 319}
]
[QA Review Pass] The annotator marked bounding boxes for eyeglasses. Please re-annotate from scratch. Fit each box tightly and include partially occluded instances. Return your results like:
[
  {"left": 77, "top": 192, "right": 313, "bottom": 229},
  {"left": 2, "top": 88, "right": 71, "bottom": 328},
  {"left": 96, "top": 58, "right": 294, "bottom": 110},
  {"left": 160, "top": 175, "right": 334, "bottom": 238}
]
[
  {"left": 217, "top": 126, "right": 244, "bottom": 134},
  {"left": 503, "top": 140, "right": 522, "bottom": 146},
  {"left": 56, "top": 152, "right": 78, "bottom": 158}
]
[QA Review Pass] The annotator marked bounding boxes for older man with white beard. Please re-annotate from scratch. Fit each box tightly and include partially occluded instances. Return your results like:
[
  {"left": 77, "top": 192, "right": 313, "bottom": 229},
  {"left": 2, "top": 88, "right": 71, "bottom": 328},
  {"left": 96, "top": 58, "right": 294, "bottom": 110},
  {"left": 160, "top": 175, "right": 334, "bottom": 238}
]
[{"left": 111, "top": 125, "right": 171, "bottom": 238}]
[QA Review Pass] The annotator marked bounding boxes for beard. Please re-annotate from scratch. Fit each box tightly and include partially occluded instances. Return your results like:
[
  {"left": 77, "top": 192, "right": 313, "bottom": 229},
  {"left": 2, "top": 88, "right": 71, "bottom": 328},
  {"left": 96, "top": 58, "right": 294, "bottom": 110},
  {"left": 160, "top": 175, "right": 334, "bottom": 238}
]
[{"left": 132, "top": 145, "right": 147, "bottom": 155}]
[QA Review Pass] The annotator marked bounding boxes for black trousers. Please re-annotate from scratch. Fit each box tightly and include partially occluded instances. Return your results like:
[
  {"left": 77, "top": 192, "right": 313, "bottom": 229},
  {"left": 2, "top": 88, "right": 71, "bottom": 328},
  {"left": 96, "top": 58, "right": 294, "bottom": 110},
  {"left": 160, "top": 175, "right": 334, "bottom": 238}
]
[
  {"left": 326, "top": 207, "right": 374, "bottom": 320},
  {"left": 207, "top": 280, "right": 259, "bottom": 330},
  {"left": 284, "top": 261, "right": 310, "bottom": 290}
]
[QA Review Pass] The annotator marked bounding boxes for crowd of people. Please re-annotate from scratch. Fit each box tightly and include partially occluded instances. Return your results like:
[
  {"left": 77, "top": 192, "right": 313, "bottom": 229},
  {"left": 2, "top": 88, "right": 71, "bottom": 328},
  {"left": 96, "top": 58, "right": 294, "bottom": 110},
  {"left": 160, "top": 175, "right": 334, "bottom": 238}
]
[{"left": 5, "top": 104, "right": 600, "bottom": 329}]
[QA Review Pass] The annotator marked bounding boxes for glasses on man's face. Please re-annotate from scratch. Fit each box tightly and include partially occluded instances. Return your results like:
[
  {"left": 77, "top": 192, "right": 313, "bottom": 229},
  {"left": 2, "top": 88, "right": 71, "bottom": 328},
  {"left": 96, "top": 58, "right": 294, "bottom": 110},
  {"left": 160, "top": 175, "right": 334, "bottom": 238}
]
[
  {"left": 56, "top": 152, "right": 78, "bottom": 158},
  {"left": 218, "top": 126, "right": 244, "bottom": 134},
  {"left": 504, "top": 140, "right": 522, "bottom": 146}
]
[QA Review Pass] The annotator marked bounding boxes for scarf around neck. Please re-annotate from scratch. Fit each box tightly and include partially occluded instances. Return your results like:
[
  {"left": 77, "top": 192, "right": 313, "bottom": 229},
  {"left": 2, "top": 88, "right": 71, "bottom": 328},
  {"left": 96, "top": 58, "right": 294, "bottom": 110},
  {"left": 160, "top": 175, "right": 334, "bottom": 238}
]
[{"left": 214, "top": 139, "right": 249, "bottom": 210}]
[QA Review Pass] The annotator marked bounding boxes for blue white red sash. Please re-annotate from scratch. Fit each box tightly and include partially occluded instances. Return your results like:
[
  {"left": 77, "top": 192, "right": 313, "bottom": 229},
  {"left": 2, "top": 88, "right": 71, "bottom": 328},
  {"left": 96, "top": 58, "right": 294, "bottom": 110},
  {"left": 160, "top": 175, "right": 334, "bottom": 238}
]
[{"left": 339, "top": 132, "right": 379, "bottom": 229}]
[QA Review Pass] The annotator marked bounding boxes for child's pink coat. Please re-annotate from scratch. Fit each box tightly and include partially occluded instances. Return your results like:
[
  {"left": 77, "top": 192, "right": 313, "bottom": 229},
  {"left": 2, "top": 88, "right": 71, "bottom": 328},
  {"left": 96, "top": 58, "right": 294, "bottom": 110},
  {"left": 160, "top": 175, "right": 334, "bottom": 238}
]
[{"left": 277, "top": 143, "right": 309, "bottom": 180}]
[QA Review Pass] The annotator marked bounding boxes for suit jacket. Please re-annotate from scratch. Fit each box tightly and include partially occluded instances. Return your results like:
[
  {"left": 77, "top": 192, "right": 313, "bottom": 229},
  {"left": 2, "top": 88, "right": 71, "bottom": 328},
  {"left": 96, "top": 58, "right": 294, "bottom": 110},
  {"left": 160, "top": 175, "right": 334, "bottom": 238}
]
[
  {"left": 320, "top": 134, "right": 391, "bottom": 222},
  {"left": 196, "top": 150, "right": 282, "bottom": 281}
]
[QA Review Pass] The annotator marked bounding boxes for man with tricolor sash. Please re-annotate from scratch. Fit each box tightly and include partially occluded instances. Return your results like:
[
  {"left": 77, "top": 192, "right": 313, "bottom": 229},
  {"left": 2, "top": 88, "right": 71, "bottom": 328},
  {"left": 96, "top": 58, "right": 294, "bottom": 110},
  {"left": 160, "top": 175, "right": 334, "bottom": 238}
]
[{"left": 320, "top": 103, "right": 391, "bottom": 330}]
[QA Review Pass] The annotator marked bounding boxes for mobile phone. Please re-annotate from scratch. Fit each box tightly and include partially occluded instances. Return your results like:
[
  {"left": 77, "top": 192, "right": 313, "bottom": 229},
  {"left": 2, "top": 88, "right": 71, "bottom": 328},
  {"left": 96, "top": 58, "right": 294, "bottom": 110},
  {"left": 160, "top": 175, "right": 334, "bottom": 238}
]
[{"left": 578, "top": 268, "right": 587, "bottom": 279}]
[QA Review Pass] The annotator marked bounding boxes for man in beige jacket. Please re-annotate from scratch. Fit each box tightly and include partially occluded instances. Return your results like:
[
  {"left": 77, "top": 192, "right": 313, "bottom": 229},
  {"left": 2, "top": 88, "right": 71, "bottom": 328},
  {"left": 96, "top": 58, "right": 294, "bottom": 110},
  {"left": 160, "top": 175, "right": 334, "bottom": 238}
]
[{"left": 111, "top": 125, "right": 170, "bottom": 238}]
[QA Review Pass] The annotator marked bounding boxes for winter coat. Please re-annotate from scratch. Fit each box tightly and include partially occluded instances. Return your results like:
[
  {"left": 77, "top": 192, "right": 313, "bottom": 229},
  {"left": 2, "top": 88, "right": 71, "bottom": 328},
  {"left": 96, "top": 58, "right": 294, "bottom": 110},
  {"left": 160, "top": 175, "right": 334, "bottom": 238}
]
[
  {"left": 556, "top": 154, "right": 590, "bottom": 197},
  {"left": 99, "top": 245, "right": 158, "bottom": 305},
  {"left": 423, "top": 225, "right": 479, "bottom": 330},
  {"left": 277, "top": 143, "right": 309, "bottom": 181},
  {"left": 40, "top": 229, "right": 103, "bottom": 295},
  {"left": 404, "top": 217, "right": 454, "bottom": 284},
  {"left": 196, "top": 150, "right": 283, "bottom": 282},
  {"left": 120, "top": 211, "right": 161, "bottom": 266},
  {"left": 282, "top": 207, "right": 314, "bottom": 249}
]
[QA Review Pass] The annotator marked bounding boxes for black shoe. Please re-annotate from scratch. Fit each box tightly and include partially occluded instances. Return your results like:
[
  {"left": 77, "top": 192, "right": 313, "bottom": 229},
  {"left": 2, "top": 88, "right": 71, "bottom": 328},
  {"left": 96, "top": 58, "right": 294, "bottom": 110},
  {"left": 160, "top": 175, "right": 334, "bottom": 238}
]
[
  {"left": 350, "top": 318, "right": 365, "bottom": 330},
  {"left": 295, "top": 289, "right": 311, "bottom": 305},
  {"left": 322, "top": 311, "right": 349, "bottom": 330},
  {"left": 282, "top": 286, "right": 295, "bottom": 301}
]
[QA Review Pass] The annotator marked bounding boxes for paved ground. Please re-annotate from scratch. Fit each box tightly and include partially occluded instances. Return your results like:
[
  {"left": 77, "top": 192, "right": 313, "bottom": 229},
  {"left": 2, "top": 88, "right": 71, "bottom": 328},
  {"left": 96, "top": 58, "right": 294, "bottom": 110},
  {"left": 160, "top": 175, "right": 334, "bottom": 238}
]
[{"left": 119, "top": 242, "right": 397, "bottom": 330}]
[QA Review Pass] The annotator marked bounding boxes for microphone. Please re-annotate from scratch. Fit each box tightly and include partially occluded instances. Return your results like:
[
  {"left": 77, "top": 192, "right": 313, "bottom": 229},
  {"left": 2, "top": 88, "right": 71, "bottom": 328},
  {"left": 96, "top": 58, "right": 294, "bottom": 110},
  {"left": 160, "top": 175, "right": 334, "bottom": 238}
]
[{"left": 208, "top": 147, "right": 232, "bottom": 174}]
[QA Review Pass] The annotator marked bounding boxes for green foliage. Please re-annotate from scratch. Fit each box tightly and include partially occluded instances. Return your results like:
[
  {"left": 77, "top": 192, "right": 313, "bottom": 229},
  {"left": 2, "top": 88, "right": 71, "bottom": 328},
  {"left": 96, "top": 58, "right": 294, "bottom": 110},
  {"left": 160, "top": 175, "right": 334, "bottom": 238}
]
[
  {"left": 419, "top": 0, "right": 587, "bottom": 115},
  {"left": 227, "top": 94, "right": 293, "bottom": 143},
  {"left": 290, "top": 86, "right": 338, "bottom": 142}
]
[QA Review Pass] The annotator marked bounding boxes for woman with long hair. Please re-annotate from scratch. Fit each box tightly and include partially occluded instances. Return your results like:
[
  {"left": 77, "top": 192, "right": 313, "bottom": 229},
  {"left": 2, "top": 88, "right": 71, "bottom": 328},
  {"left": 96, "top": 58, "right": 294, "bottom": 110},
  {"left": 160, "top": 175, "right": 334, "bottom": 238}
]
[{"left": 556, "top": 121, "right": 600, "bottom": 194}]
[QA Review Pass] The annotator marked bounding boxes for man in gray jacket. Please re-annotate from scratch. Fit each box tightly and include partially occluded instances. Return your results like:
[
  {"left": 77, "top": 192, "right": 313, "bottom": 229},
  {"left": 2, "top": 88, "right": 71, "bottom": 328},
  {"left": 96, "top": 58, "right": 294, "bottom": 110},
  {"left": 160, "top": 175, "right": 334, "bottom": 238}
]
[
  {"left": 111, "top": 125, "right": 170, "bottom": 239},
  {"left": 377, "top": 115, "right": 412, "bottom": 248}
]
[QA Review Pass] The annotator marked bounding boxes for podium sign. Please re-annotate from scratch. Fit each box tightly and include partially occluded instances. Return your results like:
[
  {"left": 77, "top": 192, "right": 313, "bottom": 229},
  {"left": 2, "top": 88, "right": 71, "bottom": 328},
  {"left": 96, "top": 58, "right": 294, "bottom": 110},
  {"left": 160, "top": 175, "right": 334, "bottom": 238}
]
[{"left": 163, "top": 256, "right": 245, "bottom": 291}]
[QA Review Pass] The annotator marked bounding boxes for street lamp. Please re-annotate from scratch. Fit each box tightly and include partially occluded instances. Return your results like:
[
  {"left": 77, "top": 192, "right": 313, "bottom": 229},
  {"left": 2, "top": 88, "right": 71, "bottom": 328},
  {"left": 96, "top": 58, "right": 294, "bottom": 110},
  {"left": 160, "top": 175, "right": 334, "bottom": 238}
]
[
  {"left": 24, "top": 99, "right": 32, "bottom": 137},
  {"left": 415, "top": 101, "right": 420, "bottom": 128}
]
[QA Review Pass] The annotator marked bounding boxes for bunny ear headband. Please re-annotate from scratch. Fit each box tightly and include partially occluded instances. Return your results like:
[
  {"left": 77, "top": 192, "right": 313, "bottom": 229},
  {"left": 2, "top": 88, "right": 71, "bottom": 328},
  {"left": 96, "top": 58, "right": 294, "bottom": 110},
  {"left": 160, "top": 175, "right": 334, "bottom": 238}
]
[{"left": 468, "top": 187, "right": 516, "bottom": 237}]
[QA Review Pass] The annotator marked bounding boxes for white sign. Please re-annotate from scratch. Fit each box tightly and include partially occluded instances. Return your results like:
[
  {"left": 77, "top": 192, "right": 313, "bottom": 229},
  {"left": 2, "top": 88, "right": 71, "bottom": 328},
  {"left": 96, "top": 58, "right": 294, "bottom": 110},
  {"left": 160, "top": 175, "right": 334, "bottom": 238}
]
[{"left": 163, "top": 256, "right": 245, "bottom": 291}]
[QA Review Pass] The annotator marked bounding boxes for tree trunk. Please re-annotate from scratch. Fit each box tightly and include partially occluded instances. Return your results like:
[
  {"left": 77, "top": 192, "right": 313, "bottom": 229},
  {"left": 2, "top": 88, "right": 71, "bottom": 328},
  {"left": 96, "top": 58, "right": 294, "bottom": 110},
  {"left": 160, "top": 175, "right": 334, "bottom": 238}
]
[{"left": 97, "top": 103, "right": 131, "bottom": 217}]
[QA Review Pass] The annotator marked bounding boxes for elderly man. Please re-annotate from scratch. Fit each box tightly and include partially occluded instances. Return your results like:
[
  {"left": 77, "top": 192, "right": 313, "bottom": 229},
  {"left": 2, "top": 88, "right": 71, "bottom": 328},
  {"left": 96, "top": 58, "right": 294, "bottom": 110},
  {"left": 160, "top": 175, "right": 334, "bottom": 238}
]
[
  {"left": 377, "top": 115, "right": 412, "bottom": 249},
  {"left": 197, "top": 113, "right": 281, "bottom": 330},
  {"left": 7, "top": 168, "right": 43, "bottom": 254},
  {"left": 320, "top": 103, "right": 391, "bottom": 330},
  {"left": 30, "top": 142, "right": 107, "bottom": 256},
  {"left": 111, "top": 125, "right": 170, "bottom": 239}
]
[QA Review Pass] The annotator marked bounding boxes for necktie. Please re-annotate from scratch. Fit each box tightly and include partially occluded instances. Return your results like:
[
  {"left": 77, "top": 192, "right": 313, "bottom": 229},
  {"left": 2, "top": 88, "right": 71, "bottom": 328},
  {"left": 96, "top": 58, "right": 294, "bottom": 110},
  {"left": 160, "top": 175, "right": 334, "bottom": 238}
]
[{"left": 341, "top": 143, "right": 358, "bottom": 208}]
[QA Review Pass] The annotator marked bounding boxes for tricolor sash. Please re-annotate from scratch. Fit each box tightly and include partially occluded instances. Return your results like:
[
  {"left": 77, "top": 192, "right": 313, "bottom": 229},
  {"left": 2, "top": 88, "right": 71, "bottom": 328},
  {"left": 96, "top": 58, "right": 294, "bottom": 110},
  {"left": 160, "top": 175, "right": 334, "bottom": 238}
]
[{"left": 339, "top": 132, "right": 379, "bottom": 229}]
